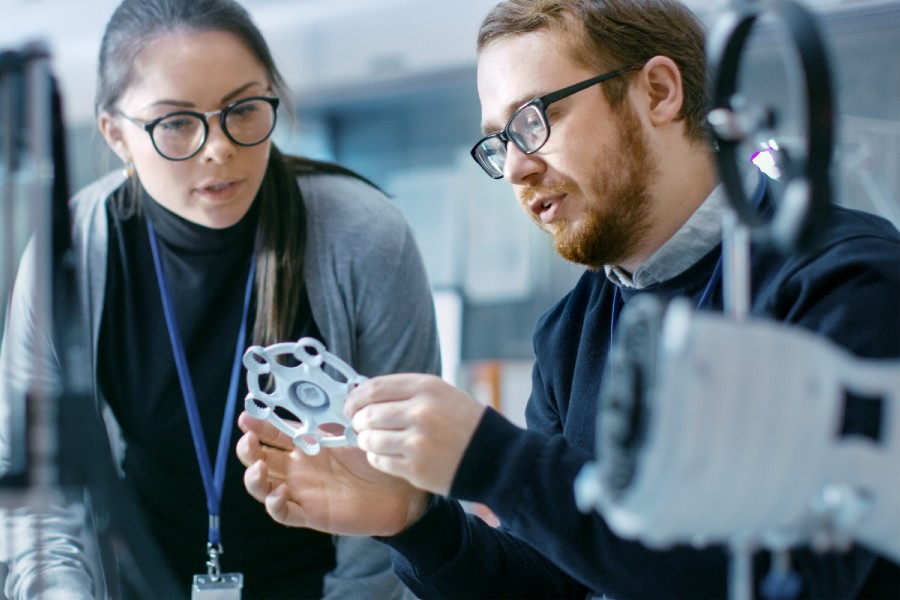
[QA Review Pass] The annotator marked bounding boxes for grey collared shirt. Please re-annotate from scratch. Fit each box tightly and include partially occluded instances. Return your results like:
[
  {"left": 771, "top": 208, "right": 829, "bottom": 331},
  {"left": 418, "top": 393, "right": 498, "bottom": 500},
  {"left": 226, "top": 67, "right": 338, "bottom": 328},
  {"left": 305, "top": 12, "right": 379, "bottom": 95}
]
[{"left": 605, "top": 184, "right": 728, "bottom": 289}]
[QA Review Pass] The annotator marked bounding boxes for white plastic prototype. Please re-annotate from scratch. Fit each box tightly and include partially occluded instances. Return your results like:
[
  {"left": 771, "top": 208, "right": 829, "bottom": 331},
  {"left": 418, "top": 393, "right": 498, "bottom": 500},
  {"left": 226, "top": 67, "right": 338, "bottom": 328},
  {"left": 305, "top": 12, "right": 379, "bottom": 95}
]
[{"left": 243, "top": 337, "right": 365, "bottom": 455}]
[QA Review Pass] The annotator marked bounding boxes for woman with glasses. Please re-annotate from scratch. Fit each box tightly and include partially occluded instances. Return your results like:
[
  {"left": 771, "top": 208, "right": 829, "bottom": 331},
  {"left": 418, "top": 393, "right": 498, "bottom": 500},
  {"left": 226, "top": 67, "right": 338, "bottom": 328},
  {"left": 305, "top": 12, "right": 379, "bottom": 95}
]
[{"left": 0, "top": 0, "right": 439, "bottom": 598}]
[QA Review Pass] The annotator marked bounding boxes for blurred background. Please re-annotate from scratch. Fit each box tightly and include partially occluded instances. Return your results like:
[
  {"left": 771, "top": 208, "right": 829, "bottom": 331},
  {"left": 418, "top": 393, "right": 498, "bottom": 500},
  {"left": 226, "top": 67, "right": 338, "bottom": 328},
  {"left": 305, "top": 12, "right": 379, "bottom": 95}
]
[{"left": 2, "top": 0, "right": 899, "bottom": 422}]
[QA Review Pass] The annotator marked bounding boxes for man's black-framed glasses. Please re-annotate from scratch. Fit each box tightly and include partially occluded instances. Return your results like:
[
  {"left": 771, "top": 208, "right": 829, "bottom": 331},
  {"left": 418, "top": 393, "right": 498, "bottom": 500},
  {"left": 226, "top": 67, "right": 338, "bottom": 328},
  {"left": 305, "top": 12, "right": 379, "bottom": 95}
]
[
  {"left": 119, "top": 96, "right": 280, "bottom": 161},
  {"left": 470, "top": 66, "right": 639, "bottom": 179}
]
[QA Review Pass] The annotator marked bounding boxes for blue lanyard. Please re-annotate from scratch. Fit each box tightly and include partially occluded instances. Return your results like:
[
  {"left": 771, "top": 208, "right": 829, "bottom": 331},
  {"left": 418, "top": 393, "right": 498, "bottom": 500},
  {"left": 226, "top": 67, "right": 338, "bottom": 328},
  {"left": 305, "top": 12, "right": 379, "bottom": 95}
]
[{"left": 146, "top": 218, "right": 255, "bottom": 547}]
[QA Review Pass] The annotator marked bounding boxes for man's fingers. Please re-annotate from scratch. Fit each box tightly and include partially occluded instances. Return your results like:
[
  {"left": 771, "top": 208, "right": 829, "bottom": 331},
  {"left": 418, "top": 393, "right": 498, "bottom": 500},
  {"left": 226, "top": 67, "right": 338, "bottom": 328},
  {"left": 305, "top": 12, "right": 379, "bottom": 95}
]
[
  {"left": 264, "top": 484, "right": 290, "bottom": 524},
  {"left": 357, "top": 428, "right": 409, "bottom": 456},
  {"left": 265, "top": 484, "right": 308, "bottom": 528},
  {"left": 352, "top": 401, "right": 412, "bottom": 433},
  {"left": 364, "top": 450, "right": 407, "bottom": 482},
  {"left": 245, "top": 466, "right": 307, "bottom": 528},
  {"left": 236, "top": 430, "right": 263, "bottom": 467},
  {"left": 238, "top": 411, "right": 295, "bottom": 450},
  {"left": 243, "top": 460, "right": 273, "bottom": 503},
  {"left": 237, "top": 433, "right": 294, "bottom": 483},
  {"left": 356, "top": 428, "right": 413, "bottom": 481},
  {"left": 345, "top": 373, "right": 443, "bottom": 416},
  {"left": 257, "top": 446, "right": 292, "bottom": 481}
]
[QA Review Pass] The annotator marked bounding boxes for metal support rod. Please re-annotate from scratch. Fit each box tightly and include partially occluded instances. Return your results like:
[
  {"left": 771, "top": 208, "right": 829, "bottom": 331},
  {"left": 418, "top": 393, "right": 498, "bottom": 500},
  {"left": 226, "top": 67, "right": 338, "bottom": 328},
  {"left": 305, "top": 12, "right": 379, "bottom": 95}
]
[
  {"left": 722, "top": 207, "right": 751, "bottom": 320},
  {"left": 25, "top": 46, "right": 58, "bottom": 491},
  {"left": 729, "top": 538, "right": 754, "bottom": 600}
]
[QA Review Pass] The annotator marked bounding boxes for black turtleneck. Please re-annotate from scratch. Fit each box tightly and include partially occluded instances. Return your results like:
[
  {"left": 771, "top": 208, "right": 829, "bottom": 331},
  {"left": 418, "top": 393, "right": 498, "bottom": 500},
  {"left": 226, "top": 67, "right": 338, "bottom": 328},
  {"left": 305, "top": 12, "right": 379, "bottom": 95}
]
[{"left": 98, "top": 186, "right": 329, "bottom": 599}]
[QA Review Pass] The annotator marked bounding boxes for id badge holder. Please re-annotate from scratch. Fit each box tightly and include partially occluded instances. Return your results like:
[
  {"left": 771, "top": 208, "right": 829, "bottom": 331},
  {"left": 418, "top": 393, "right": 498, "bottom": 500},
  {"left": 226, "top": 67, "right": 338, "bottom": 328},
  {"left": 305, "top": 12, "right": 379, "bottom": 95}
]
[
  {"left": 192, "top": 543, "right": 243, "bottom": 600},
  {"left": 191, "top": 573, "right": 243, "bottom": 600}
]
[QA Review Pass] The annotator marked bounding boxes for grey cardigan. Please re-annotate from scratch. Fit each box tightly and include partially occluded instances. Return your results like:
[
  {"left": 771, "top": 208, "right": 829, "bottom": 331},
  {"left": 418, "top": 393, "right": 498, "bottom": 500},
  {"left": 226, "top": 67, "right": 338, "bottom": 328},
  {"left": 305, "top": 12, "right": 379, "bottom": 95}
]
[{"left": 0, "top": 170, "right": 441, "bottom": 599}]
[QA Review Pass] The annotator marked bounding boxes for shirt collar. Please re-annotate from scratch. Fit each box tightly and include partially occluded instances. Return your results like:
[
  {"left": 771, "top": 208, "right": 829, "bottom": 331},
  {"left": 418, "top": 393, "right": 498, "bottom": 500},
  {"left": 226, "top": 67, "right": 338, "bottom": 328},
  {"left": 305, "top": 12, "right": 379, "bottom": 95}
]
[{"left": 605, "top": 183, "right": 728, "bottom": 289}]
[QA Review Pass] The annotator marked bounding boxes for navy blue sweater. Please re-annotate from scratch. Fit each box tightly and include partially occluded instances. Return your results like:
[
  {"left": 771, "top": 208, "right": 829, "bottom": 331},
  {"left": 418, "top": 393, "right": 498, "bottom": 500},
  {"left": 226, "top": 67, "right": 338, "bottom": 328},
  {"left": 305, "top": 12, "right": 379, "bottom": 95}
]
[{"left": 384, "top": 203, "right": 900, "bottom": 599}]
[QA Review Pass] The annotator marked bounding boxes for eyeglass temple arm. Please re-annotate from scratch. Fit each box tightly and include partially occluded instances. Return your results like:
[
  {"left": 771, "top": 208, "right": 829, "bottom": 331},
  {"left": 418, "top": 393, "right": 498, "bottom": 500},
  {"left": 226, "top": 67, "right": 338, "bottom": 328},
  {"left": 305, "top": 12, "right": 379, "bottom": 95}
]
[{"left": 540, "top": 65, "right": 642, "bottom": 106}]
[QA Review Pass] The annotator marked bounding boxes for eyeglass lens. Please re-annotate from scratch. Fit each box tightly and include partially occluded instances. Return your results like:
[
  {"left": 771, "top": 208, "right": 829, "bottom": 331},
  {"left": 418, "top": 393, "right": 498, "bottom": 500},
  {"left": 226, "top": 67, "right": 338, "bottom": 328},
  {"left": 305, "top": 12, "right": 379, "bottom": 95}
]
[
  {"left": 509, "top": 104, "right": 549, "bottom": 153},
  {"left": 152, "top": 97, "right": 277, "bottom": 160},
  {"left": 474, "top": 103, "right": 549, "bottom": 178}
]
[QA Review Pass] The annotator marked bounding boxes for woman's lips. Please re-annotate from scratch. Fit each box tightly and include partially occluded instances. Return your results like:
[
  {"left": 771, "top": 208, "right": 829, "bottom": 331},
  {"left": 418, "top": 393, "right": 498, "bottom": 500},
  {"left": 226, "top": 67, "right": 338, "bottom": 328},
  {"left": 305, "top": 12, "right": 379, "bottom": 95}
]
[{"left": 194, "top": 180, "right": 241, "bottom": 201}]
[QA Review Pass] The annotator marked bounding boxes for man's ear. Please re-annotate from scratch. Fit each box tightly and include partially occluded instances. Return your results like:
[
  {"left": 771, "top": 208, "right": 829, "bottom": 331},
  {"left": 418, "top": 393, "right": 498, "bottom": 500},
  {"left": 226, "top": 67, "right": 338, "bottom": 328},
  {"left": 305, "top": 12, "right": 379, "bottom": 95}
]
[
  {"left": 636, "top": 55, "right": 684, "bottom": 127},
  {"left": 98, "top": 111, "right": 131, "bottom": 163}
]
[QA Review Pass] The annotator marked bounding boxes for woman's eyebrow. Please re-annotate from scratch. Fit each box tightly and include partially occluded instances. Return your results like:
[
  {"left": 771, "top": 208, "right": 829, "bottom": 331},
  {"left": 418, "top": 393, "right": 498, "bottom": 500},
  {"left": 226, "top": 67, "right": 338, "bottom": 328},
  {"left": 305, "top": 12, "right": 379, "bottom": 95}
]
[
  {"left": 220, "top": 81, "right": 266, "bottom": 103},
  {"left": 140, "top": 82, "right": 267, "bottom": 111}
]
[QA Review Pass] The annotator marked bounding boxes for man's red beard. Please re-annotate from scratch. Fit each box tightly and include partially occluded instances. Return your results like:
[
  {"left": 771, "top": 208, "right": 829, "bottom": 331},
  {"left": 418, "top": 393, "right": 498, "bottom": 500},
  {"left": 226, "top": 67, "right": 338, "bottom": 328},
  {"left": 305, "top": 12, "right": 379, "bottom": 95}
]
[{"left": 526, "top": 102, "right": 657, "bottom": 270}]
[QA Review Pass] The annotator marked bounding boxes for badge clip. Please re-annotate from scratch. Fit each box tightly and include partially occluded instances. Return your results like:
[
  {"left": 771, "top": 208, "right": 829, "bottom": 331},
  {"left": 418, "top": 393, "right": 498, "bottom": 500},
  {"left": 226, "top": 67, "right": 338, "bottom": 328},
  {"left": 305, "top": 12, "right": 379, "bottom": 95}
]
[{"left": 191, "top": 543, "right": 243, "bottom": 600}]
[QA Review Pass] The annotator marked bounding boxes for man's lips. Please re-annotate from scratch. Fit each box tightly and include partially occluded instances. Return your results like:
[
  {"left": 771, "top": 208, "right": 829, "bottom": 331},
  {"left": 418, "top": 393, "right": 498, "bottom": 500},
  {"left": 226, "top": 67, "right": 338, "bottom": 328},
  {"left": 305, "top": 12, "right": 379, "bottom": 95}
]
[{"left": 529, "top": 194, "right": 564, "bottom": 224}]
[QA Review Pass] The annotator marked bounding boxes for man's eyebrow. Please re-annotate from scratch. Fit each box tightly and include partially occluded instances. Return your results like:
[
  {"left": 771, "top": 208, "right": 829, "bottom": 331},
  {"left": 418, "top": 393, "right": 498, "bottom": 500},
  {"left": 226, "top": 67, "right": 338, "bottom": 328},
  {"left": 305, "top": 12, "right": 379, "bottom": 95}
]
[{"left": 481, "top": 92, "right": 542, "bottom": 134}]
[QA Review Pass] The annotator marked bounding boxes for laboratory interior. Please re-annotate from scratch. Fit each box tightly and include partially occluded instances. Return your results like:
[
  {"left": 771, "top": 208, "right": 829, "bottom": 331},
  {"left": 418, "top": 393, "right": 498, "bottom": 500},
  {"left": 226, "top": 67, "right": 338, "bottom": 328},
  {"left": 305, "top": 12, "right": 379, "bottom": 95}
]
[{"left": 1, "top": 0, "right": 899, "bottom": 598}]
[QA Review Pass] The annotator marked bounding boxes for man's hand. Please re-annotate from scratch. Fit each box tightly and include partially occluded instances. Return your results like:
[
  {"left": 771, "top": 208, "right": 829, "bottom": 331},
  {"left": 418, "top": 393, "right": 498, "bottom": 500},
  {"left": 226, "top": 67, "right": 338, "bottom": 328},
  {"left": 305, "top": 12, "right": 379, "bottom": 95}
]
[
  {"left": 236, "top": 412, "right": 430, "bottom": 536},
  {"left": 346, "top": 373, "right": 487, "bottom": 495}
]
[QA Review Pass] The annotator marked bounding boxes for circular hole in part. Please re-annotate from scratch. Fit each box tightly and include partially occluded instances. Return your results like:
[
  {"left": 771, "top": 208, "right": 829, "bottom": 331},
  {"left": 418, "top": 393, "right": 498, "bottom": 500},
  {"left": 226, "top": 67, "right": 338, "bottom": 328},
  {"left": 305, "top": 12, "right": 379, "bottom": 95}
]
[{"left": 289, "top": 381, "right": 330, "bottom": 411}]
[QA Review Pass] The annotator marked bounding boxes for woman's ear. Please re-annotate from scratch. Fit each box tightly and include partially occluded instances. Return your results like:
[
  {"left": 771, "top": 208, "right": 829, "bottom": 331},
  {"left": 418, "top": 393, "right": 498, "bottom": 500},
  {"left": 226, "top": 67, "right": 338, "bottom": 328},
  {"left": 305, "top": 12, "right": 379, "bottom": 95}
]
[
  {"left": 635, "top": 55, "right": 684, "bottom": 127},
  {"left": 98, "top": 111, "right": 130, "bottom": 163}
]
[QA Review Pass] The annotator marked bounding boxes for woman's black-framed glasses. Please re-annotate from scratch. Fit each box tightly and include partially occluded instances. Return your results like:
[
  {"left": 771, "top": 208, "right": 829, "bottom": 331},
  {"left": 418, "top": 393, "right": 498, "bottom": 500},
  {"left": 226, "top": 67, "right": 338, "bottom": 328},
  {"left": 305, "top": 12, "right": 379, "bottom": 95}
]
[
  {"left": 119, "top": 96, "right": 280, "bottom": 161},
  {"left": 470, "top": 66, "right": 639, "bottom": 179}
]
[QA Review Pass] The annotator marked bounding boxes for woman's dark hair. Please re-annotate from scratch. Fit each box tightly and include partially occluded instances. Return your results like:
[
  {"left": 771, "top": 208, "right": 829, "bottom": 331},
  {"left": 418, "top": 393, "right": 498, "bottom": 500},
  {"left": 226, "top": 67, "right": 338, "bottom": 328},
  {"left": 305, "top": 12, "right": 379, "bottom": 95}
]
[
  {"left": 96, "top": 0, "right": 289, "bottom": 115},
  {"left": 477, "top": 0, "right": 709, "bottom": 142},
  {"left": 98, "top": 0, "right": 310, "bottom": 346},
  {"left": 254, "top": 150, "right": 381, "bottom": 346}
]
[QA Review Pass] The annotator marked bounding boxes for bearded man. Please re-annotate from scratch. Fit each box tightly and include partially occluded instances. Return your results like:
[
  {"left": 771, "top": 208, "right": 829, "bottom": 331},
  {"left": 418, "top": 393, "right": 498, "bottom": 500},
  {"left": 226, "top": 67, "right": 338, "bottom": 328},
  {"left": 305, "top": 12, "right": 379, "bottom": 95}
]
[{"left": 238, "top": 0, "right": 900, "bottom": 597}]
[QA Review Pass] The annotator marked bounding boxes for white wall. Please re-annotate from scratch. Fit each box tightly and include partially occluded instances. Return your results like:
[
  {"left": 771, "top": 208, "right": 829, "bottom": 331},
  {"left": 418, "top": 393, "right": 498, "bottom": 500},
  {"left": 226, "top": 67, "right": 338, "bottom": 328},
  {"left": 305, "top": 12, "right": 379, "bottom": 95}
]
[
  {"left": 2, "top": 0, "right": 889, "bottom": 126},
  {"left": 0, "top": 0, "right": 498, "bottom": 125}
]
